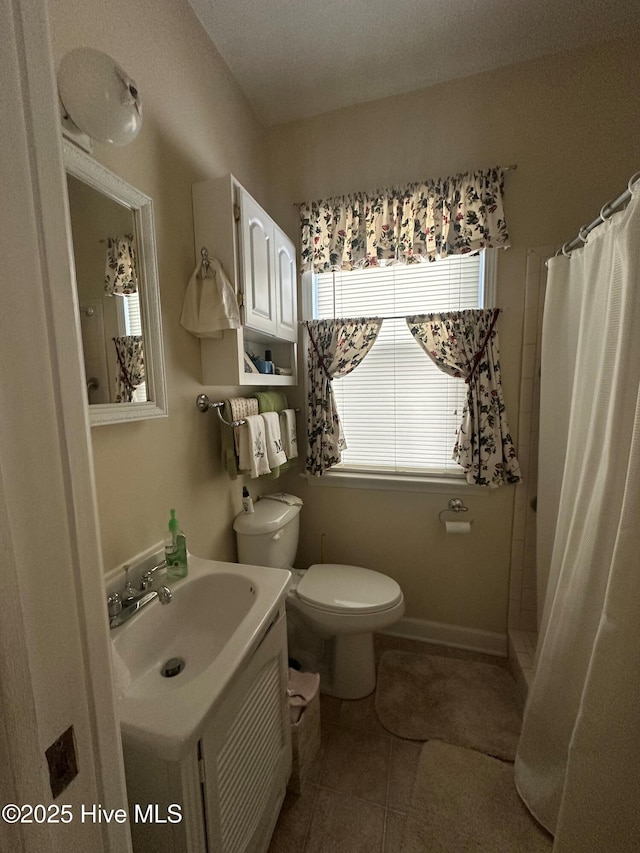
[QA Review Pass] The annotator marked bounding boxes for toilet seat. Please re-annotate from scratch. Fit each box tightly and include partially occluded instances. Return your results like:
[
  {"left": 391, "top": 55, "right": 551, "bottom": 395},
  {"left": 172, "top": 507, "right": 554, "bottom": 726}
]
[{"left": 296, "top": 564, "right": 402, "bottom": 615}]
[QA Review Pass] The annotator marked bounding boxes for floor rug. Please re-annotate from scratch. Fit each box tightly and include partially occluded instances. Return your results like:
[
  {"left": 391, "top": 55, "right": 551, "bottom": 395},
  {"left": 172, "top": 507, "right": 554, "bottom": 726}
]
[
  {"left": 401, "top": 741, "right": 552, "bottom": 852},
  {"left": 375, "top": 650, "right": 523, "bottom": 760}
]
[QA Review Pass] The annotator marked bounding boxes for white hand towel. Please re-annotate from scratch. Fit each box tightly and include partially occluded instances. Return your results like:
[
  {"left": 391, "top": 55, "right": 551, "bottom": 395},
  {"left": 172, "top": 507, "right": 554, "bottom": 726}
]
[
  {"left": 261, "top": 412, "right": 287, "bottom": 467},
  {"left": 238, "top": 415, "right": 271, "bottom": 478},
  {"left": 279, "top": 409, "right": 298, "bottom": 459},
  {"left": 180, "top": 256, "right": 240, "bottom": 339}
]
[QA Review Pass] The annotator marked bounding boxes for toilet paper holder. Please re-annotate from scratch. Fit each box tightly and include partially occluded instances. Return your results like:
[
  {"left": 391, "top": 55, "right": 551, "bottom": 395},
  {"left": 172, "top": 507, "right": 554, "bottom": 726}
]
[{"left": 438, "top": 498, "right": 472, "bottom": 525}]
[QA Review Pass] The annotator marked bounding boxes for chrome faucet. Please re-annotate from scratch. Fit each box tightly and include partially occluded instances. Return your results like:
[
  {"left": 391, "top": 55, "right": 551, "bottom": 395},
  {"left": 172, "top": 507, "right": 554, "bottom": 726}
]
[
  {"left": 140, "top": 559, "right": 168, "bottom": 590},
  {"left": 107, "top": 559, "right": 172, "bottom": 629}
]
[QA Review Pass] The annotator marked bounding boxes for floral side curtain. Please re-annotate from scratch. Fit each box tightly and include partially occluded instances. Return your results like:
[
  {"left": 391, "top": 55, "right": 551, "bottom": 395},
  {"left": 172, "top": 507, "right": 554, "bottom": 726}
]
[
  {"left": 113, "top": 335, "right": 145, "bottom": 403},
  {"left": 105, "top": 235, "right": 138, "bottom": 296},
  {"left": 306, "top": 318, "right": 382, "bottom": 475},
  {"left": 406, "top": 309, "right": 521, "bottom": 487},
  {"left": 299, "top": 167, "right": 509, "bottom": 273}
]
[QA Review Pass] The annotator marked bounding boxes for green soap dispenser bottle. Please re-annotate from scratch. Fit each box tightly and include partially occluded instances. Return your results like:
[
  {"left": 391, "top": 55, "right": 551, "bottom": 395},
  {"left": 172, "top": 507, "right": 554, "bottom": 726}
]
[{"left": 165, "top": 508, "right": 188, "bottom": 579}]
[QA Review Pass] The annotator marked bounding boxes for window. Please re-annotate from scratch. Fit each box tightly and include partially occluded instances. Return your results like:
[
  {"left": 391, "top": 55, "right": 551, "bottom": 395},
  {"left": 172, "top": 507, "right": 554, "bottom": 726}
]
[
  {"left": 311, "top": 252, "right": 493, "bottom": 478},
  {"left": 116, "top": 291, "right": 147, "bottom": 402}
]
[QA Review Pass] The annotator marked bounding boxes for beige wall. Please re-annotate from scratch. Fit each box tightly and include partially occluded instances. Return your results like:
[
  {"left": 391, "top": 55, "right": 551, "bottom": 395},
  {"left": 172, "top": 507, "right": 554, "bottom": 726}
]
[
  {"left": 49, "top": 0, "right": 274, "bottom": 571},
  {"left": 49, "top": 0, "right": 640, "bottom": 637},
  {"left": 268, "top": 35, "right": 640, "bottom": 633}
]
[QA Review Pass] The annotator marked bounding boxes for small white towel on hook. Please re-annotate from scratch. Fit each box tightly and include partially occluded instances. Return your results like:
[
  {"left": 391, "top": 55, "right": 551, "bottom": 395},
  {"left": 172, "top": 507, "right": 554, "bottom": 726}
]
[
  {"left": 238, "top": 415, "right": 271, "bottom": 478},
  {"left": 279, "top": 409, "right": 298, "bottom": 459},
  {"left": 180, "top": 254, "right": 240, "bottom": 339},
  {"left": 261, "top": 412, "right": 287, "bottom": 467}
]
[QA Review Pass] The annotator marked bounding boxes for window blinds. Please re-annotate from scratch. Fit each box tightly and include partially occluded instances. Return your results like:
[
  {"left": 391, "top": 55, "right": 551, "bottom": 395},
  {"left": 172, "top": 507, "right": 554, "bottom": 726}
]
[{"left": 314, "top": 256, "right": 484, "bottom": 474}]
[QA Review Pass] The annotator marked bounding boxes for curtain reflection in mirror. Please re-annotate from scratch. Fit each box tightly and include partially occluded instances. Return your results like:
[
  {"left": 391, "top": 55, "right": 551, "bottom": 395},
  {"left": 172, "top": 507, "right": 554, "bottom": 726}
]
[
  {"left": 105, "top": 234, "right": 138, "bottom": 295},
  {"left": 113, "top": 335, "right": 145, "bottom": 402}
]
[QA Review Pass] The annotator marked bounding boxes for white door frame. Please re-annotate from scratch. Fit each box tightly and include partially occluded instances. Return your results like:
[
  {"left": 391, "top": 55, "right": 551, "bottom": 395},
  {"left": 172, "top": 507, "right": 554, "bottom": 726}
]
[{"left": 1, "top": 1, "right": 130, "bottom": 850}]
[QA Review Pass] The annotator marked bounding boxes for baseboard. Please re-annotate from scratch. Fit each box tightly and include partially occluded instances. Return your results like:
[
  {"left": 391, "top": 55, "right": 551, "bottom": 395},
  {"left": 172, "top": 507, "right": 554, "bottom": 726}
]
[{"left": 382, "top": 616, "right": 508, "bottom": 658}]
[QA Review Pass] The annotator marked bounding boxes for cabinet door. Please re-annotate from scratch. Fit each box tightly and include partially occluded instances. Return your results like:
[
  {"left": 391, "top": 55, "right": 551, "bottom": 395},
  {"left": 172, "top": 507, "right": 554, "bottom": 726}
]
[
  {"left": 200, "top": 613, "right": 291, "bottom": 853},
  {"left": 274, "top": 225, "right": 298, "bottom": 342},
  {"left": 238, "top": 188, "right": 277, "bottom": 335}
]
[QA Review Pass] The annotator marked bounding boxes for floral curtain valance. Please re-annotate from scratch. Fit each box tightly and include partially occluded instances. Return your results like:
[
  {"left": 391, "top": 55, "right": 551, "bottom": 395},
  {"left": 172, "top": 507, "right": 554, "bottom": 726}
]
[
  {"left": 299, "top": 167, "right": 509, "bottom": 273},
  {"left": 406, "top": 309, "right": 521, "bottom": 487},
  {"left": 105, "top": 235, "right": 138, "bottom": 296},
  {"left": 305, "top": 318, "right": 382, "bottom": 475}
]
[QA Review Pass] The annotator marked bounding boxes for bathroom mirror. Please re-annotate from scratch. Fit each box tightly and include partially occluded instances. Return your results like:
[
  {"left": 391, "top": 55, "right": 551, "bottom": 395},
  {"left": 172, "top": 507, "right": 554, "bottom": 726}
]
[{"left": 63, "top": 139, "right": 168, "bottom": 425}]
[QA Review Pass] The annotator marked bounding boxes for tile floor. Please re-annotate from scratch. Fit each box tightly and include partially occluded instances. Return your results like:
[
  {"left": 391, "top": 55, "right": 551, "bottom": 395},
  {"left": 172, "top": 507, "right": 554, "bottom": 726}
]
[{"left": 268, "top": 634, "right": 514, "bottom": 853}]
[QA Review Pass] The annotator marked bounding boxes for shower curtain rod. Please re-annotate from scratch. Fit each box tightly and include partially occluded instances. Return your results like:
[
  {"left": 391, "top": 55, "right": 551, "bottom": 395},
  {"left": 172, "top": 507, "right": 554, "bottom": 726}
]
[{"left": 556, "top": 170, "right": 640, "bottom": 258}]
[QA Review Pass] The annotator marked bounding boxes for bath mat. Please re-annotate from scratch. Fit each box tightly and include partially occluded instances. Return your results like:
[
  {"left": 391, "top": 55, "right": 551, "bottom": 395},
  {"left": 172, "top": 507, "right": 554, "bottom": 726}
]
[
  {"left": 375, "top": 650, "right": 522, "bottom": 760},
  {"left": 401, "top": 741, "right": 552, "bottom": 852}
]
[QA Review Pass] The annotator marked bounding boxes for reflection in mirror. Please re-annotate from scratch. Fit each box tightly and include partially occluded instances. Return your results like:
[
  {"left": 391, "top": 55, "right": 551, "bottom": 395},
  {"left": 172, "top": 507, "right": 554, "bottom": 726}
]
[
  {"left": 67, "top": 176, "right": 146, "bottom": 404},
  {"left": 63, "top": 140, "right": 167, "bottom": 425}
]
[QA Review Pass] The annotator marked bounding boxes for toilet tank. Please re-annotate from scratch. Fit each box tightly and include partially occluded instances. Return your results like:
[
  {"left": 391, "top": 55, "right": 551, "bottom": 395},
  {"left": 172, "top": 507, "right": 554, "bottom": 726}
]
[{"left": 233, "top": 498, "right": 301, "bottom": 568}]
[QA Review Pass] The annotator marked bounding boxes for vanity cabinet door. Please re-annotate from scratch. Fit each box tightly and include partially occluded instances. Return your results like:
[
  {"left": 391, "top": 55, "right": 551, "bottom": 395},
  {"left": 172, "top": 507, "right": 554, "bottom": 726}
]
[
  {"left": 274, "top": 225, "right": 297, "bottom": 342},
  {"left": 199, "top": 611, "right": 291, "bottom": 853},
  {"left": 238, "top": 187, "right": 277, "bottom": 336}
]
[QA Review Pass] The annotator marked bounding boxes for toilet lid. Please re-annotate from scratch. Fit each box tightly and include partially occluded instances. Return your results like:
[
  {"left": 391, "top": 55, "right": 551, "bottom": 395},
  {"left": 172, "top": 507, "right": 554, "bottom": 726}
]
[{"left": 297, "top": 564, "right": 403, "bottom": 614}]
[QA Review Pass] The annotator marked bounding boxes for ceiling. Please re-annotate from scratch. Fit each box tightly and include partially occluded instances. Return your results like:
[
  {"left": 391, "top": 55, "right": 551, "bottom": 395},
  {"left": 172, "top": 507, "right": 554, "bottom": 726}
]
[{"left": 188, "top": 0, "right": 640, "bottom": 127}]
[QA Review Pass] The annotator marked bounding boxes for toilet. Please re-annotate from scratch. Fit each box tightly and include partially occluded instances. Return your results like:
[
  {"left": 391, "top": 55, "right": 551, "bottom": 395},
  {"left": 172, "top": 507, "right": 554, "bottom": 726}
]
[{"left": 233, "top": 494, "right": 404, "bottom": 699}]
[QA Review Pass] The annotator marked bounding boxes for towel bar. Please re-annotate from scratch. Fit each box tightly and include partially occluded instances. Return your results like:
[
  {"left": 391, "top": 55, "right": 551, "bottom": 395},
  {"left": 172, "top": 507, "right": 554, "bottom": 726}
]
[{"left": 196, "top": 393, "right": 299, "bottom": 429}]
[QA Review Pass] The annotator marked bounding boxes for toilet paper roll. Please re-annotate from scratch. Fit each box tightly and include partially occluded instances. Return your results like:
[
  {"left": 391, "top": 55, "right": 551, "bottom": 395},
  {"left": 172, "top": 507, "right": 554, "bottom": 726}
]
[{"left": 444, "top": 520, "right": 471, "bottom": 534}]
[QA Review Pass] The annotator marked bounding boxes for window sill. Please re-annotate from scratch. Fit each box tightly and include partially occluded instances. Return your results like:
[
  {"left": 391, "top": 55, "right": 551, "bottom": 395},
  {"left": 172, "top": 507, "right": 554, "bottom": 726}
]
[{"left": 301, "top": 470, "right": 489, "bottom": 495}]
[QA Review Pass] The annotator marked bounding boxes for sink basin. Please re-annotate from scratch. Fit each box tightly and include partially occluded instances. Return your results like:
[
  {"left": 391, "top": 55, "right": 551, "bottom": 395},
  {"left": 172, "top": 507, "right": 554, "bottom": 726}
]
[
  {"left": 113, "top": 571, "right": 257, "bottom": 699},
  {"left": 109, "top": 554, "right": 290, "bottom": 761}
]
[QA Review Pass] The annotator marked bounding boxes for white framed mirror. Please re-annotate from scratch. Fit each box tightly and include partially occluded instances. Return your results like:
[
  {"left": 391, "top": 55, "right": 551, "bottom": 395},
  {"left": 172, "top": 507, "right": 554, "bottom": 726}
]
[{"left": 63, "top": 139, "right": 168, "bottom": 425}]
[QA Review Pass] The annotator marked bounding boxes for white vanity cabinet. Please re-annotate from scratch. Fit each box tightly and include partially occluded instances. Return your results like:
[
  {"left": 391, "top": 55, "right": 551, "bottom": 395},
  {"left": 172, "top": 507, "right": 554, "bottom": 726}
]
[
  {"left": 123, "top": 609, "right": 291, "bottom": 853},
  {"left": 192, "top": 176, "right": 298, "bottom": 386}
]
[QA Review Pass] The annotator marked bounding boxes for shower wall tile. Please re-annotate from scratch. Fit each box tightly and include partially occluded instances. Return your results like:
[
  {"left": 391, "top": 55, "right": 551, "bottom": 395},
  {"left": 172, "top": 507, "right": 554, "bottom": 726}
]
[
  {"left": 509, "top": 566, "right": 523, "bottom": 603},
  {"left": 512, "top": 506, "right": 526, "bottom": 541},
  {"left": 521, "top": 343, "right": 537, "bottom": 380},
  {"left": 509, "top": 246, "right": 554, "bottom": 636}
]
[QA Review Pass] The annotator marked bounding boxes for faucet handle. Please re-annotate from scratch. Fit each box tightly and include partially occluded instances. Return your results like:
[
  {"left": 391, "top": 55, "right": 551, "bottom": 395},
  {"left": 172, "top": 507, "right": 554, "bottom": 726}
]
[
  {"left": 140, "top": 559, "right": 167, "bottom": 590},
  {"left": 121, "top": 565, "right": 137, "bottom": 604},
  {"left": 107, "top": 591, "right": 122, "bottom": 617}
]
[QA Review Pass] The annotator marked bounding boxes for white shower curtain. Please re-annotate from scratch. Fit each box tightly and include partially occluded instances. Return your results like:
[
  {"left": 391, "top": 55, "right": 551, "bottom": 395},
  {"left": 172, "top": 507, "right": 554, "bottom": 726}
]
[{"left": 515, "top": 188, "right": 640, "bottom": 850}]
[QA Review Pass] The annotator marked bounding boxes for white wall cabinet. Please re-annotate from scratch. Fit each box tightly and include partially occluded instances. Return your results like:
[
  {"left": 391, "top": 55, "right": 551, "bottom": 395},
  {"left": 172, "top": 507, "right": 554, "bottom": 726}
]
[{"left": 192, "top": 176, "right": 298, "bottom": 386}]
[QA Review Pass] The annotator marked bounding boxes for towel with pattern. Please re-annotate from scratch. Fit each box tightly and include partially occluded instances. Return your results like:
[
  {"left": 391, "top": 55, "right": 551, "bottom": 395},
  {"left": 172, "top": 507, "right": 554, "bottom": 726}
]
[
  {"left": 238, "top": 414, "right": 271, "bottom": 477},
  {"left": 261, "top": 411, "right": 287, "bottom": 467},
  {"left": 279, "top": 409, "right": 298, "bottom": 459}
]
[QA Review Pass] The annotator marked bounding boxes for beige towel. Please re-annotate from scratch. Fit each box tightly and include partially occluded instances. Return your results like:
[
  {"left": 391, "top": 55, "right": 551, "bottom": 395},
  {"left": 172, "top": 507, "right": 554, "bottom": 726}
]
[
  {"left": 238, "top": 414, "right": 271, "bottom": 478},
  {"left": 261, "top": 412, "right": 287, "bottom": 467},
  {"left": 180, "top": 256, "right": 240, "bottom": 339},
  {"left": 229, "top": 396, "right": 259, "bottom": 454},
  {"left": 279, "top": 409, "right": 298, "bottom": 459}
]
